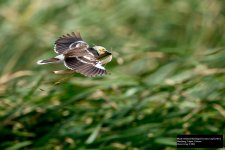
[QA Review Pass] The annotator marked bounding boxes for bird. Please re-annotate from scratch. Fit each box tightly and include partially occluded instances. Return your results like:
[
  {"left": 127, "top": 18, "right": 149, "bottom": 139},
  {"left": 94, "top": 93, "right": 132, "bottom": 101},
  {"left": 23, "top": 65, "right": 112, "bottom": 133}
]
[{"left": 37, "top": 32, "right": 112, "bottom": 77}]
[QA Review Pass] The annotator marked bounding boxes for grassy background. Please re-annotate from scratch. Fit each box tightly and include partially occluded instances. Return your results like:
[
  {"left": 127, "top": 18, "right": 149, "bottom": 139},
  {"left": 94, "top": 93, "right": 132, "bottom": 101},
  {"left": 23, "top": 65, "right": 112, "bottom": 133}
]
[{"left": 0, "top": 0, "right": 225, "bottom": 149}]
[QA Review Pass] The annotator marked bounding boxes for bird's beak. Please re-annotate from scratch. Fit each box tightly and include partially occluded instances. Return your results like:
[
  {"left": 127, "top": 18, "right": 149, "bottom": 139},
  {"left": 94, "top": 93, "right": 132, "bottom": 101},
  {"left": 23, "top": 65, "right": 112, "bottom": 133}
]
[{"left": 105, "top": 51, "right": 112, "bottom": 55}]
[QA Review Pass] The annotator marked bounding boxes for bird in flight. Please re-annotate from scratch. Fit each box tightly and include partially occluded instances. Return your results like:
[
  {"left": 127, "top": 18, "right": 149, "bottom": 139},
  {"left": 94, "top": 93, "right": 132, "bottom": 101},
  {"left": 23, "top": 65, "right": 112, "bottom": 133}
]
[{"left": 37, "top": 32, "right": 112, "bottom": 77}]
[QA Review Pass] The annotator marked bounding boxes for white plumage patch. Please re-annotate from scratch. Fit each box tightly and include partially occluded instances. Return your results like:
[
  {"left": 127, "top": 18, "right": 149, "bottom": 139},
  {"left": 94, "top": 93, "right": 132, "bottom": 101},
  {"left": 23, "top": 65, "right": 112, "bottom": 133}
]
[
  {"left": 55, "top": 54, "right": 65, "bottom": 60},
  {"left": 53, "top": 44, "right": 57, "bottom": 53},
  {"left": 95, "top": 63, "right": 105, "bottom": 70},
  {"left": 69, "top": 41, "right": 88, "bottom": 49},
  {"left": 83, "top": 55, "right": 92, "bottom": 60}
]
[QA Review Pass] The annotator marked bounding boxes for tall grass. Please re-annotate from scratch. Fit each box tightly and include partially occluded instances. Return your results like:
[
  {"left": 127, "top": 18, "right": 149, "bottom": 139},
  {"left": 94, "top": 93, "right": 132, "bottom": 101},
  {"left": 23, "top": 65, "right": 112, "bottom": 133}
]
[{"left": 0, "top": 0, "right": 225, "bottom": 149}]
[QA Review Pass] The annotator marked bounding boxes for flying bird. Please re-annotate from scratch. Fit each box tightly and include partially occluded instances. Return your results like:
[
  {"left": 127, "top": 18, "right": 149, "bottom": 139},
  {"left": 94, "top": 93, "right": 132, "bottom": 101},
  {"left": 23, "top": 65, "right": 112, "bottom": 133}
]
[{"left": 37, "top": 32, "right": 112, "bottom": 77}]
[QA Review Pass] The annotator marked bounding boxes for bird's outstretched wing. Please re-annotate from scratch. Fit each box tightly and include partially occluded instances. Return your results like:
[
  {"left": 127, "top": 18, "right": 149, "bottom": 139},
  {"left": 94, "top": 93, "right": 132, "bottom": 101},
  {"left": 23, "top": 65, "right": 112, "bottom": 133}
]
[
  {"left": 64, "top": 57, "right": 107, "bottom": 77},
  {"left": 54, "top": 32, "right": 88, "bottom": 54}
]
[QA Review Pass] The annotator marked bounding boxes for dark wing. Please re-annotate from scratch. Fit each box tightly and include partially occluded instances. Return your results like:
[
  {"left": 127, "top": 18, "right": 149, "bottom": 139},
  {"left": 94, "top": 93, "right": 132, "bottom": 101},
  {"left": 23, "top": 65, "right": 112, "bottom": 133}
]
[
  {"left": 64, "top": 57, "right": 107, "bottom": 77},
  {"left": 54, "top": 32, "right": 88, "bottom": 54}
]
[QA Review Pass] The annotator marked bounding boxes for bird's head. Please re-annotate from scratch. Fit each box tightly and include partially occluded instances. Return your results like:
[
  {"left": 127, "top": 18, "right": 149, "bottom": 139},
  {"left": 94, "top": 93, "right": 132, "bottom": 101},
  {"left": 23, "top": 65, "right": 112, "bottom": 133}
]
[
  {"left": 93, "top": 46, "right": 112, "bottom": 64},
  {"left": 93, "top": 46, "right": 111, "bottom": 55}
]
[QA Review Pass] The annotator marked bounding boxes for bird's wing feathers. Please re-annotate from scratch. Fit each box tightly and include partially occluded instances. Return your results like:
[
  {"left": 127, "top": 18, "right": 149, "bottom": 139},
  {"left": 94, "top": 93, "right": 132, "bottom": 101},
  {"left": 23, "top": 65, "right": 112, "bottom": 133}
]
[
  {"left": 64, "top": 45, "right": 93, "bottom": 57},
  {"left": 64, "top": 57, "right": 106, "bottom": 77},
  {"left": 54, "top": 32, "right": 87, "bottom": 54}
]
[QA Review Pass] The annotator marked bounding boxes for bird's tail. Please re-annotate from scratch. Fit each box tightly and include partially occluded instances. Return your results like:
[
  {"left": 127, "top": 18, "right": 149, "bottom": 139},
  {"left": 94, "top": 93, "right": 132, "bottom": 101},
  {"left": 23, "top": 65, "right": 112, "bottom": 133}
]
[
  {"left": 37, "top": 57, "right": 61, "bottom": 65},
  {"left": 37, "top": 54, "right": 65, "bottom": 65}
]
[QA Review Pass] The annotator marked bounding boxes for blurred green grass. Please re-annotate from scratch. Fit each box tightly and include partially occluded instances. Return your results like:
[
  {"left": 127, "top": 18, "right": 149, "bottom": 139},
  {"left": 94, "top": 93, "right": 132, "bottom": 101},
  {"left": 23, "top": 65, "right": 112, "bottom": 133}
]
[{"left": 0, "top": 0, "right": 225, "bottom": 149}]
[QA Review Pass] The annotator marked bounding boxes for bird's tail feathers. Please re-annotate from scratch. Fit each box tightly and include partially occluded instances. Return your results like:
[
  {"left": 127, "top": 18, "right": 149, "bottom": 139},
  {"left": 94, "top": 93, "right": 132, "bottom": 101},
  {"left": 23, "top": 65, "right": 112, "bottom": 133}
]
[{"left": 37, "top": 58, "right": 61, "bottom": 65}]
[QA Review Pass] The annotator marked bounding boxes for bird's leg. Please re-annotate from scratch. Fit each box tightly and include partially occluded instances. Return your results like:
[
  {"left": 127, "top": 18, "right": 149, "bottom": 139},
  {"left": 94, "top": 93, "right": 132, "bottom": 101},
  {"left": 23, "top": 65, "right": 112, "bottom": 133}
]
[{"left": 53, "top": 69, "right": 76, "bottom": 74}]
